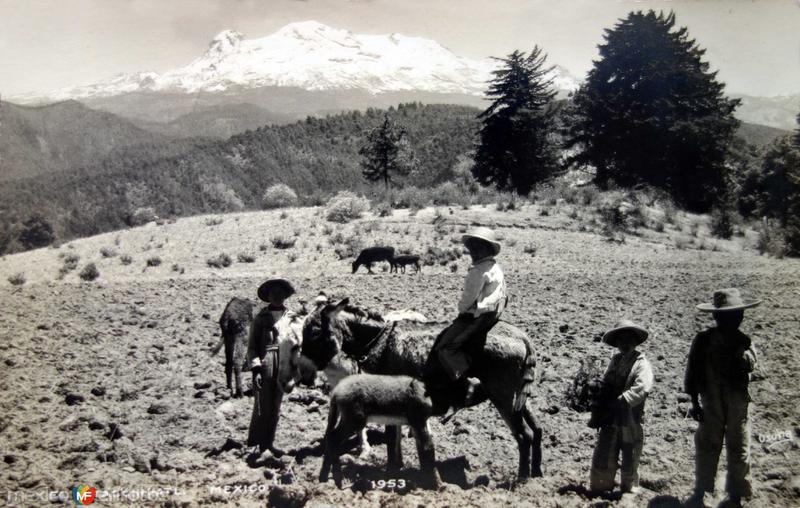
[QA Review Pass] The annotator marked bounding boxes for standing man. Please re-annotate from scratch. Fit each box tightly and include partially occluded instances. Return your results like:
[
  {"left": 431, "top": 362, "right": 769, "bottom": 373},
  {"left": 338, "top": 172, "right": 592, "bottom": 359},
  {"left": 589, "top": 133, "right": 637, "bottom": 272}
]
[
  {"left": 684, "top": 288, "right": 761, "bottom": 508},
  {"left": 424, "top": 226, "right": 506, "bottom": 409},
  {"left": 246, "top": 278, "right": 297, "bottom": 455},
  {"left": 589, "top": 320, "right": 654, "bottom": 495}
]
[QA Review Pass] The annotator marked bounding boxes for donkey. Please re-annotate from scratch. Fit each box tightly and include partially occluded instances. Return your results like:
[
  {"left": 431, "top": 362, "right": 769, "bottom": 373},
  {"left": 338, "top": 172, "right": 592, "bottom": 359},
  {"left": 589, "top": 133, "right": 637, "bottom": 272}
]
[
  {"left": 390, "top": 254, "right": 421, "bottom": 274},
  {"left": 301, "top": 298, "right": 543, "bottom": 481},
  {"left": 320, "top": 374, "right": 441, "bottom": 489},
  {"left": 214, "top": 297, "right": 254, "bottom": 398},
  {"left": 352, "top": 246, "right": 395, "bottom": 274}
]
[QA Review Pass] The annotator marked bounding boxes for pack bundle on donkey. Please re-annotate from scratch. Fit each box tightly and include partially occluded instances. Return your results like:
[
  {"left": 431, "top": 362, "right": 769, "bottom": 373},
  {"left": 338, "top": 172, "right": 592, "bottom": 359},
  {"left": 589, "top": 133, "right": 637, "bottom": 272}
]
[{"left": 301, "top": 298, "right": 543, "bottom": 483}]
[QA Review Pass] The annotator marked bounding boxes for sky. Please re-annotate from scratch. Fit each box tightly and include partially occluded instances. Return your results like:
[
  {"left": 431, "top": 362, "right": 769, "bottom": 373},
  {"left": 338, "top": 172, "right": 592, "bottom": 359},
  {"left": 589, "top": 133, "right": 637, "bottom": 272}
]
[{"left": 0, "top": 0, "right": 798, "bottom": 98}]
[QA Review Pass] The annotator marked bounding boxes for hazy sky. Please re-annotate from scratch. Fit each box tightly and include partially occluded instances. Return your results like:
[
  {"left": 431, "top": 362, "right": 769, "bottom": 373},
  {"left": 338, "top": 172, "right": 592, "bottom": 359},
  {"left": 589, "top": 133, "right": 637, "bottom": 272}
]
[{"left": 1, "top": 0, "right": 798, "bottom": 97}]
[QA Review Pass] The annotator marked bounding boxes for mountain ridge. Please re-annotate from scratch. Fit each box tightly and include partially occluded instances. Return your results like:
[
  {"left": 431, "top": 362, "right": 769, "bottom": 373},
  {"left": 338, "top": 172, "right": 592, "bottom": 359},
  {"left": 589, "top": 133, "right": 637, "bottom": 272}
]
[{"left": 8, "top": 21, "right": 579, "bottom": 105}]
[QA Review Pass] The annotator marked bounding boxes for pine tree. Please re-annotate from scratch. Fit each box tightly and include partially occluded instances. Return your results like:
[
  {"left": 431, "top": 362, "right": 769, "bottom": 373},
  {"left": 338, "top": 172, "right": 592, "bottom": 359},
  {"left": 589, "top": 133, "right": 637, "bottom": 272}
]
[
  {"left": 358, "top": 114, "right": 415, "bottom": 190},
  {"left": 565, "top": 10, "right": 740, "bottom": 211},
  {"left": 794, "top": 111, "right": 800, "bottom": 149},
  {"left": 473, "top": 47, "right": 560, "bottom": 195}
]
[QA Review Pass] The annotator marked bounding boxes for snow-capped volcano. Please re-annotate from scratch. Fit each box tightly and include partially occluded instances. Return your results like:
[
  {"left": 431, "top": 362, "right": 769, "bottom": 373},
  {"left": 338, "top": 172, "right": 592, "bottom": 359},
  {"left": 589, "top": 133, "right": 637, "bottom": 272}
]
[{"left": 12, "top": 21, "right": 579, "bottom": 104}]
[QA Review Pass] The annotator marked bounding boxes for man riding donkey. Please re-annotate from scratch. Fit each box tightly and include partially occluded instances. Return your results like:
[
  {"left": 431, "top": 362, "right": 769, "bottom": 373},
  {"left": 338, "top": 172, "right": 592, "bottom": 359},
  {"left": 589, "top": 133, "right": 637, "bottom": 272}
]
[
  {"left": 424, "top": 226, "right": 507, "bottom": 414},
  {"left": 246, "top": 278, "right": 300, "bottom": 455}
]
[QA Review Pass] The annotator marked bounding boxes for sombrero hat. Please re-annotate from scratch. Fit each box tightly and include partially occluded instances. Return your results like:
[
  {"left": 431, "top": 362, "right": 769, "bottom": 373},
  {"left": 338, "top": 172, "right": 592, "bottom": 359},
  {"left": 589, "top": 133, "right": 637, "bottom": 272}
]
[
  {"left": 257, "top": 278, "right": 296, "bottom": 302},
  {"left": 462, "top": 226, "right": 501, "bottom": 255},
  {"left": 696, "top": 288, "right": 761, "bottom": 312},
  {"left": 602, "top": 319, "right": 649, "bottom": 347}
]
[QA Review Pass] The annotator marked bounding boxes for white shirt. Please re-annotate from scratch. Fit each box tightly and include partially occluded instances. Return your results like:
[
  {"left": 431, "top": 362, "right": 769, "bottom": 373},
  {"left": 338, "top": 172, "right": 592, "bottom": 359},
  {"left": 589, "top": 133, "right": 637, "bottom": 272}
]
[{"left": 457, "top": 256, "right": 507, "bottom": 317}]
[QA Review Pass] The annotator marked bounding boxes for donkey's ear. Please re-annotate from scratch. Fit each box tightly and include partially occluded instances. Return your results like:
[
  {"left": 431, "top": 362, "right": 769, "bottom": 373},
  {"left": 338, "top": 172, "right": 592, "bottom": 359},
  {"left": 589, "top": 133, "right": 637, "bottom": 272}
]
[{"left": 333, "top": 297, "right": 350, "bottom": 311}]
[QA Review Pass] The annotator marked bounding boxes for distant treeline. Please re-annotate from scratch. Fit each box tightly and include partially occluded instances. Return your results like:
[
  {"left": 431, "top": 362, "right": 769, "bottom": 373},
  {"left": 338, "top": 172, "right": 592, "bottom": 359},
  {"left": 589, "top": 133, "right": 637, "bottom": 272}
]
[{"left": 0, "top": 103, "right": 479, "bottom": 254}]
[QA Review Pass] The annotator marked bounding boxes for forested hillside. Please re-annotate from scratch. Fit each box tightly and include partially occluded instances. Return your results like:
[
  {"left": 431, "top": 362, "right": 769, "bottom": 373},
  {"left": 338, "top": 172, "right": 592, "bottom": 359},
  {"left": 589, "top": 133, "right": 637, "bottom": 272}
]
[
  {"left": 0, "top": 103, "right": 479, "bottom": 253},
  {"left": 0, "top": 100, "right": 169, "bottom": 181}
]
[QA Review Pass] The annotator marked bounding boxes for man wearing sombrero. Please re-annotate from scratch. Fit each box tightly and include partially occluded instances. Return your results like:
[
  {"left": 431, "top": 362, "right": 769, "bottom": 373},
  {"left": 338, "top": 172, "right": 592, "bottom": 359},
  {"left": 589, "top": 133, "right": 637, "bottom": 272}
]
[
  {"left": 589, "top": 320, "right": 654, "bottom": 495},
  {"left": 684, "top": 288, "right": 761, "bottom": 508},
  {"left": 425, "top": 226, "right": 507, "bottom": 409},
  {"left": 246, "top": 278, "right": 297, "bottom": 454}
]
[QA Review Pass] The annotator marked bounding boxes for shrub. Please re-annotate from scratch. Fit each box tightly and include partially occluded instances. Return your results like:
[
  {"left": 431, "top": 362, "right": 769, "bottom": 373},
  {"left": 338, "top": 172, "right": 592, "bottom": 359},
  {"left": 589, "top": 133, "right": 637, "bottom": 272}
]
[
  {"left": 128, "top": 207, "right": 157, "bottom": 226},
  {"left": 270, "top": 235, "right": 296, "bottom": 250},
  {"left": 207, "top": 253, "right": 233, "bottom": 268},
  {"left": 674, "top": 236, "right": 691, "bottom": 250},
  {"left": 756, "top": 220, "right": 787, "bottom": 258},
  {"left": 325, "top": 191, "right": 370, "bottom": 223},
  {"left": 100, "top": 247, "right": 117, "bottom": 258},
  {"left": 79, "top": 263, "right": 100, "bottom": 281},
  {"left": 523, "top": 244, "right": 537, "bottom": 256},
  {"left": 392, "top": 186, "right": 430, "bottom": 210},
  {"left": 146, "top": 256, "right": 162, "bottom": 267},
  {"left": 19, "top": 215, "right": 55, "bottom": 249},
  {"left": 287, "top": 252, "right": 298, "bottom": 263},
  {"left": 204, "top": 217, "right": 224, "bottom": 227},
  {"left": 432, "top": 182, "right": 469, "bottom": 207},
  {"left": 423, "top": 246, "right": 462, "bottom": 267},
  {"left": 62, "top": 253, "right": 80, "bottom": 271},
  {"left": 261, "top": 184, "right": 299, "bottom": 209},
  {"left": 7, "top": 273, "right": 26, "bottom": 286},
  {"left": 238, "top": 253, "right": 256, "bottom": 263},
  {"left": 596, "top": 192, "right": 645, "bottom": 233},
  {"left": 565, "top": 357, "right": 604, "bottom": 412},
  {"left": 120, "top": 255, "right": 133, "bottom": 265},
  {"left": 710, "top": 206, "right": 736, "bottom": 239},
  {"left": 333, "top": 233, "right": 364, "bottom": 260},
  {"left": 373, "top": 201, "right": 393, "bottom": 217}
]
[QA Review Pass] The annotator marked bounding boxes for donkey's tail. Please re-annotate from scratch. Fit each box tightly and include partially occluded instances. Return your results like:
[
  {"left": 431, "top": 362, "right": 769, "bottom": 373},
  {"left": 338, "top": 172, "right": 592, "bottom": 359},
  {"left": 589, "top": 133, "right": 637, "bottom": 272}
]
[{"left": 513, "top": 336, "right": 537, "bottom": 412}]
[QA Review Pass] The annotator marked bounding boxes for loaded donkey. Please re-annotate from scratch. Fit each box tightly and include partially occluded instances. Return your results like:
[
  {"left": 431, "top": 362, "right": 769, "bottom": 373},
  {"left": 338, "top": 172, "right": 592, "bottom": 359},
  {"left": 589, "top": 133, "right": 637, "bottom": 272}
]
[{"left": 301, "top": 298, "right": 544, "bottom": 482}]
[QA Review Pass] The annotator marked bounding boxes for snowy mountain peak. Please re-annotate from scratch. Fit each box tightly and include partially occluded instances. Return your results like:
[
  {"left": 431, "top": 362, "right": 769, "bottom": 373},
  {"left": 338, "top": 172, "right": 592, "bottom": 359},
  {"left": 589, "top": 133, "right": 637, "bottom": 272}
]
[
  {"left": 207, "top": 30, "right": 244, "bottom": 55},
  {"left": 10, "top": 21, "right": 580, "bottom": 103}
]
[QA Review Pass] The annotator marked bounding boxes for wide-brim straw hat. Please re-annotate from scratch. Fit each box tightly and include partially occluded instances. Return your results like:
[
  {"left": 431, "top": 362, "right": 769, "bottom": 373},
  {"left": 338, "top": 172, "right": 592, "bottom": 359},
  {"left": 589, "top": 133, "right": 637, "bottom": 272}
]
[
  {"left": 257, "top": 278, "right": 296, "bottom": 302},
  {"left": 462, "top": 226, "right": 501, "bottom": 255},
  {"left": 602, "top": 319, "right": 649, "bottom": 347},
  {"left": 696, "top": 288, "right": 761, "bottom": 312}
]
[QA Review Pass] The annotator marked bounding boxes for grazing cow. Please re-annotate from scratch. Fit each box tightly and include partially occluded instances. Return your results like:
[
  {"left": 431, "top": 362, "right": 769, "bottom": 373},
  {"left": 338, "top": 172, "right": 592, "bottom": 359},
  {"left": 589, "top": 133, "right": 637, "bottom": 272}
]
[
  {"left": 320, "top": 374, "right": 440, "bottom": 489},
  {"left": 352, "top": 246, "right": 395, "bottom": 274},
  {"left": 215, "top": 297, "right": 254, "bottom": 398},
  {"left": 390, "top": 254, "right": 421, "bottom": 274}
]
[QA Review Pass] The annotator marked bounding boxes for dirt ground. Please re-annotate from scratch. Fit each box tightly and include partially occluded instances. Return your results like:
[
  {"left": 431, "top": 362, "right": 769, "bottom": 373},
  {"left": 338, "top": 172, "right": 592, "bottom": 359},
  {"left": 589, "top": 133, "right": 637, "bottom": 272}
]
[{"left": 1, "top": 205, "right": 798, "bottom": 507}]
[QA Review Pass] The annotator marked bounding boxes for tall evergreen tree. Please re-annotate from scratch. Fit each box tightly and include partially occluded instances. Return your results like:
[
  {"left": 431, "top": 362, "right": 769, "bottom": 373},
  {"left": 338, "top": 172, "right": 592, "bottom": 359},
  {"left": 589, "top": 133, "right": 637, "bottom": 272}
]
[
  {"left": 358, "top": 114, "right": 415, "bottom": 190},
  {"left": 473, "top": 47, "right": 560, "bottom": 195},
  {"left": 565, "top": 10, "right": 740, "bottom": 211},
  {"left": 794, "top": 111, "right": 800, "bottom": 149}
]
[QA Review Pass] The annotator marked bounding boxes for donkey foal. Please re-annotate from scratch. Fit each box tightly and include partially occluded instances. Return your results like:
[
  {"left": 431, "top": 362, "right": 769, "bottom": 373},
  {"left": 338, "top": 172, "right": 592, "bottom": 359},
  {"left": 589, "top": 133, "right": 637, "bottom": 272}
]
[{"left": 320, "top": 374, "right": 441, "bottom": 489}]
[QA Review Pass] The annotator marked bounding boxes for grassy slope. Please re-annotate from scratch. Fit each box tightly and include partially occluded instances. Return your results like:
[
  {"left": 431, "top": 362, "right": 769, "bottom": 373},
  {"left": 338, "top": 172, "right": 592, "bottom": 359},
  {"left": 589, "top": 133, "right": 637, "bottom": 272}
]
[{"left": 0, "top": 203, "right": 798, "bottom": 507}]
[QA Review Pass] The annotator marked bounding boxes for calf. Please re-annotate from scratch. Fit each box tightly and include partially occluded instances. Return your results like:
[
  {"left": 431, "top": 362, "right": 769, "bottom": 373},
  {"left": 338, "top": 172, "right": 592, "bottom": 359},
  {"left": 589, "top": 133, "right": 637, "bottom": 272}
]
[
  {"left": 390, "top": 254, "right": 421, "bottom": 274},
  {"left": 320, "top": 374, "right": 440, "bottom": 489},
  {"left": 352, "top": 246, "right": 395, "bottom": 274},
  {"left": 215, "top": 297, "right": 254, "bottom": 398}
]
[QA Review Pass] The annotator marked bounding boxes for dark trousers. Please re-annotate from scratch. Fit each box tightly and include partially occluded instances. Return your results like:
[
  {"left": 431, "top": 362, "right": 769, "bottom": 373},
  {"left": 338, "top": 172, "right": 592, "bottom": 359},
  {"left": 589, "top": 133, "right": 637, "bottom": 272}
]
[
  {"left": 247, "top": 350, "right": 282, "bottom": 452},
  {"left": 433, "top": 312, "right": 498, "bottom": 381}
]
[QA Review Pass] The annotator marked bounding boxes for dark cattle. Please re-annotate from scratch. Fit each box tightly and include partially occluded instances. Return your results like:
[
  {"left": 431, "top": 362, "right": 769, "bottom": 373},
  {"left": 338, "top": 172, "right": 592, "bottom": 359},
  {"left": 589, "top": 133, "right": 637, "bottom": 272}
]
[
  {"left": 216, "top": 297, "right": 254, "bottom": 398},
  {"left": 352, "top": 246, "right": 395, "bottom": 274},
  {"left": 390, "top": 254, "right": 421, "bottom": 274}
]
